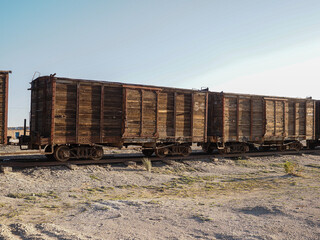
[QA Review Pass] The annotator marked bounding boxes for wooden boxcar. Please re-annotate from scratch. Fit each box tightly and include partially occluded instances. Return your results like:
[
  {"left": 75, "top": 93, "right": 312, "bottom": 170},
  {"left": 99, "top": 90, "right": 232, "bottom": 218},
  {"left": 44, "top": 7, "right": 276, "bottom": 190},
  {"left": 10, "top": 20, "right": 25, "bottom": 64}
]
[
  {"left": 28, "top": 75, "right": 208, "bottom": 161},
  {"left": 204, "top": 92, "right": 317, "bottom": 153},
  {"left": 0, "top": 71, "right": 10, "bottom": 144}
]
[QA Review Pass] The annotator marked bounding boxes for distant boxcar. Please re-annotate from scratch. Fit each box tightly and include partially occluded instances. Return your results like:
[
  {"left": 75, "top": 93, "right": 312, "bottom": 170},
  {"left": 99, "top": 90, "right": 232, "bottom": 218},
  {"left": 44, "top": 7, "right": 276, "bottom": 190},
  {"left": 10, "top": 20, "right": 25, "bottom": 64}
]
[
  {"left": 0, "top": 71, "right": 10, "bottom": 144},
  {"left": 29, "top": 75, "right": 208, "bottom": 161},
  {"left": 204, "top": 92, "right": 317, "bottom": 153}
]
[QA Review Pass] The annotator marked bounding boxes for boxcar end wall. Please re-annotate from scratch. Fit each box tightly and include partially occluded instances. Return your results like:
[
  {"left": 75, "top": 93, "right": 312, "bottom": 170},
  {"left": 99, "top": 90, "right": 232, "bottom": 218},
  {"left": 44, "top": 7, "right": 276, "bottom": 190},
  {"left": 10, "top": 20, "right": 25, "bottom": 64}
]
[{"left": 0, "top": 71, "right": 10, "bottom": 144}]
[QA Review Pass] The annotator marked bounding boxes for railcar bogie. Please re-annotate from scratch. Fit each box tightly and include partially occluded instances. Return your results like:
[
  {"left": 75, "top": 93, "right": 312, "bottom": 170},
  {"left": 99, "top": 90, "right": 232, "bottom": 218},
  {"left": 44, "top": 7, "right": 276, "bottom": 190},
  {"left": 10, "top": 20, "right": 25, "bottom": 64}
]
[{"left": 152, "top": 143, "right": 192, "bottom": 158}]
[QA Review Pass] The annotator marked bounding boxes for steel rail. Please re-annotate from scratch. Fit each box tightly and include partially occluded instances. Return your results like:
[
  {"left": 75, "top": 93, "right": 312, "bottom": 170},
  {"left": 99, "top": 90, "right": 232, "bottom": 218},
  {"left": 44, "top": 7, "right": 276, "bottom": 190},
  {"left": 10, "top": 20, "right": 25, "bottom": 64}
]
[{"left": 0, "top": 149, "right": 319, "bottom": 169}]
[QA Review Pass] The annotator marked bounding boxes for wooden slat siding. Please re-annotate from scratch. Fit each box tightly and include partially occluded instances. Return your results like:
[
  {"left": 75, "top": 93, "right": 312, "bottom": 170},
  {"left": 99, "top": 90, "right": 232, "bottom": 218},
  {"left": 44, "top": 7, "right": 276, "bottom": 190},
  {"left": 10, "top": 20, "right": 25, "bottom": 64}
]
[
  {"left": 50, "top": 77, "right": 56, "bottom": 145},
  {"left": 143, "top": 90, "right": 157, "bottom": 137},
  {"left": 54, "top": 82, "right": 77, "bottom": 142},
  {"left": 158, "top": 91, "right": 175, "bottom": 138},
  {"left": 100, "top": 85, "right": 104, "bottom": 143},
  {"left": 191, "top": 93, "right": 205, "bottom": 142},
  {"left": 125, "top": 88, "right": 141, "bottom": 136},
  {"left": 140, "top": 89, "right": 143, "bottom": 137},
  {"left": 210, "top": 93, "right": 223, "bottom": 138},
  {"left": 191, "top": 93, "right": 194, "bottom": 141},
  {"left": 78, "top": 84, "right": 102, "bottom": 141},
  {"left": 76, "top": 82, "right": 80, "bottom": 143},
  {"left": 103, "top": 86, "right": 122, "bottom": 138}
]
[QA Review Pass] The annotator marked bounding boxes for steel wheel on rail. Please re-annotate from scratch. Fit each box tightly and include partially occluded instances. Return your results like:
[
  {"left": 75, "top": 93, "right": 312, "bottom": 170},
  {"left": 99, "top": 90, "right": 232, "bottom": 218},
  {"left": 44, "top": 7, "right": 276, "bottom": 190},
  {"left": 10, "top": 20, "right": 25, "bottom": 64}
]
[
  {"left": 90, "top": 146, "right": 104, "bottom": 161},
  {"left": 155, "top": 148, "right": 167, "bottom": 158},
  {"left": 142, "top": 149, "right": 154, "bottom": 157},
  {"left": 202, "top": 145, "right": 213, "bottom": 154},
  {"left": 291, "top": 142, "right": 303, "bottom": 151},
  {"left": 180, "top": 146, "right": 192, "bottom": 157},
  {"left": 54, "top": 145, "right": 70, "bottom": 162}
]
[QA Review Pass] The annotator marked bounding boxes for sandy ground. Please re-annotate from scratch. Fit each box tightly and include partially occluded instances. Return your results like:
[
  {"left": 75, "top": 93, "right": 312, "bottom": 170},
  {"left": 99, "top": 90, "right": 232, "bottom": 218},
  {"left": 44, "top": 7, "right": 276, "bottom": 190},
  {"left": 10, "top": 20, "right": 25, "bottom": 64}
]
[{"left": 0, "top": 147, "right": 319, "bottom": 240}]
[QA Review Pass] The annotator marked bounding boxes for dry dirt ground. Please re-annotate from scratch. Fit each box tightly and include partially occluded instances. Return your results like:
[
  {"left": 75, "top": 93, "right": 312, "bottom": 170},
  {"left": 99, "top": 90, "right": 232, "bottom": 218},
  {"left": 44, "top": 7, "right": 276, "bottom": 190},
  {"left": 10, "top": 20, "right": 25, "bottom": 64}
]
[{"left": 0, "top": 147, "right": 319, "bottom": 240}]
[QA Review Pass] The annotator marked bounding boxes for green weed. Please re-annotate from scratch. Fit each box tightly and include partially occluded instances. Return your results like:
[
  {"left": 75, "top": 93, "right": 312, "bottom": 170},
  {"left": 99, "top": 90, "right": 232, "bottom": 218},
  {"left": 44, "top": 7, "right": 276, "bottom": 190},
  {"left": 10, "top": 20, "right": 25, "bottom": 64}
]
[{"left": 284, "top": 161, "right": 302, "bottom": 177}]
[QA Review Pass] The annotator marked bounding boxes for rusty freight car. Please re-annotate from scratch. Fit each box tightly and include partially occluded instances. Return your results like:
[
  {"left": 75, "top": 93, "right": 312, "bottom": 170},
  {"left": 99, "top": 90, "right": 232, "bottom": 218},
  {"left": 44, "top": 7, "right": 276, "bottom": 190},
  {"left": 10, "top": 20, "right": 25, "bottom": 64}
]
[
  {"left": 28, "top": 75, "right": 208, "bottom": 161},
  {"left": 0, "top": 71, "right": 10, "bottom": 144},
  {"left": 204, "top": 92, "right": 316, "bottom": 153}
]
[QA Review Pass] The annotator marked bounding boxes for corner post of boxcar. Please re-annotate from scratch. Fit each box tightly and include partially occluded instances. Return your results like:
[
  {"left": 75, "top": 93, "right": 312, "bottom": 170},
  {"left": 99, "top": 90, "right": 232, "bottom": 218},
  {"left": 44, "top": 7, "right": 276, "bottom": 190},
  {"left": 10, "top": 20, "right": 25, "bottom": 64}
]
[
  {"left": 273, "top": 100, "right": 276, "bottom": 136},
  {"left": 190, "top": 92, "right": 194, "bottom": 142},
  {"left": 76, "top": 81, "right": 80, "bottom": 143},
  {"left": 262, "top": 98, "right": 267, "bottom": 138},
  {"left": 293, "top": 102, "right": 297, "bottom": 137},
  {"left": 100, "top": 84, "right": 104, "bottom": 143},
  {"left": 4, "top": 72, "right": 10, "bottom": 144},
  {"left": 313, "top": 101, "right": 316, "bottom": 140},
  {"left": 305, "top": 101, "right": 308, "bottom": 140},
  {"left": 283, "top": 101, "right": 286, "bottom": 138},
  {"left": 250, "top": 97, "right": 253, "bottom": 141},
  {"left": 50, "top": 74, "right": 56, "bottom": 148},
  {"left": 236, "top": 96, "right": 240, "bottom": 141},
  {"left": 204, "top": 92, "right": 208, "bottom": 143},
  {"left": 121, "top": 87, "right": 127, "bottom": 137},
  {"left": 42, "top": 78, "right": 48, "bottom": 136},
  {"left": 140, "top": 89, "right": 144, "bottom": 137},
  {"left": 221, "top": 92, "right": 225, "bottom": 143},
  {"left": 154, "top": 91, "right": 159, "bottom": 137},
  {"left": 173, "top": 92, "right": 177, "bottom": 141}
]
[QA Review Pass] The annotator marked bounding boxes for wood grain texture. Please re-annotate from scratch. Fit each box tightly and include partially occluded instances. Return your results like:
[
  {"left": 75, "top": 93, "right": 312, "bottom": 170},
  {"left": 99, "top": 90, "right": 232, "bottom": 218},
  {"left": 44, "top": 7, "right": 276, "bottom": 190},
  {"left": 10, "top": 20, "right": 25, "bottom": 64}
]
[{"left": 208, "top": 92, "right": 315, "bottom": 143}]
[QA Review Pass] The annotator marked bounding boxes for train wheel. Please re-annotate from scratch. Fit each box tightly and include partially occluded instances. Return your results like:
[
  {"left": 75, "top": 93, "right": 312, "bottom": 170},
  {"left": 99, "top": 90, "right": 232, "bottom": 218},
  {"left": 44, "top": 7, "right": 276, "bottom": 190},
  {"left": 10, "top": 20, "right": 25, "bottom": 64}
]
[
  {"left": 181, "top": 146, "right": 192, "bottom": 157},
  {"left": 54, "top": 145, "right": 70, "bottom": 162},
  {"left": 142, "top": 149, "right": 154, "bottom": 157},
  {"left": 290, "top": 142, "right": 302, "bottom": 151},
  {"left": 277, "top": 145, "right": 285, "bottom": 151},
  {"left": 218, "top": 146, "right": 230, "bottom": 154},
  {"left": 90, "top": 146, "right": 104, "bottom": 161},
  {"left": 202, "top": 145, "right": 213, "bottom": 154},
  {"left": 155, "top": 148, "right": 167, "bottom": 158}
]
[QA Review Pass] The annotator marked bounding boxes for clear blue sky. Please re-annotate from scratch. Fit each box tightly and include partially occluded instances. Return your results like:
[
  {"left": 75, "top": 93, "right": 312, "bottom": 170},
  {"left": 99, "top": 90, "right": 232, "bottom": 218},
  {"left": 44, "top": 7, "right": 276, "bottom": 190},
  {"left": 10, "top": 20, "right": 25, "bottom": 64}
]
[{"left": 1, "top": 0, "right": 320, "bottom": 126}]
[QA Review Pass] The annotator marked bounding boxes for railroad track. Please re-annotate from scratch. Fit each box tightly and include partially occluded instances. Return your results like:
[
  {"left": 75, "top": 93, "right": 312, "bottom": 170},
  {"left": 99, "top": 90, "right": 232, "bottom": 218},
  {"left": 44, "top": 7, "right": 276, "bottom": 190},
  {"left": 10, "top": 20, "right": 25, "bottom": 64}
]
[{"left": 0, "top": 149, "right": 319, "bottom": 169}]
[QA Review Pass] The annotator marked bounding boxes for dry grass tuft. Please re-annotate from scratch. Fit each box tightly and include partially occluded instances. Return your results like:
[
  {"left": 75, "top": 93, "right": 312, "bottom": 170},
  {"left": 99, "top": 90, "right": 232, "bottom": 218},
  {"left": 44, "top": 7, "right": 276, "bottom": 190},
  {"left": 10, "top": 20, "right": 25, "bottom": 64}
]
[
  {"left": 284, "top": 161, "right": 302, "bottom": 177},
  {"left": 142, "top": 158, "right": 152, "bottom": 172}
]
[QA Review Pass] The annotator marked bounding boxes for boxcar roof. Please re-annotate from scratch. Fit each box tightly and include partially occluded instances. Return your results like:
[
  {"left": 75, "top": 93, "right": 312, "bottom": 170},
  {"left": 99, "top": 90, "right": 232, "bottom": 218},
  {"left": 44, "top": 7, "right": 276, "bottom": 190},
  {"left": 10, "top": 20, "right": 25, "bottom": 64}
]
[
  {"left": 209, "top": 91, "right": 315, "bottom": 101},
  {"left": 33, "top": 75, "right": 209, "bottom": 93}
]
